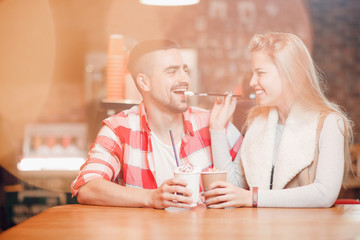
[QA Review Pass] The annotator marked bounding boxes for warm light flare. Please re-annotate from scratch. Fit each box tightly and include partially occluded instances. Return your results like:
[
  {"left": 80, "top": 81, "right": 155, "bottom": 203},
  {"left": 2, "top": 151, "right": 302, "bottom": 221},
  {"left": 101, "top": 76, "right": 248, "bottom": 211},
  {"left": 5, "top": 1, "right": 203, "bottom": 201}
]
[{"left": 17, "top": 157, "right": 85, "bottom": 171}]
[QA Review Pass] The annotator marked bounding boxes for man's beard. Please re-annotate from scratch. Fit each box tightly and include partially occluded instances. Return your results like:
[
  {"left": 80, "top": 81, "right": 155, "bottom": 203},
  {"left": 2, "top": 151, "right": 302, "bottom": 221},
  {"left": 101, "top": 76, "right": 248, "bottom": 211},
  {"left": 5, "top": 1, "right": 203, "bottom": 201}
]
[{"left": 151, "top": 92, "right": 189, "bottom": 114}]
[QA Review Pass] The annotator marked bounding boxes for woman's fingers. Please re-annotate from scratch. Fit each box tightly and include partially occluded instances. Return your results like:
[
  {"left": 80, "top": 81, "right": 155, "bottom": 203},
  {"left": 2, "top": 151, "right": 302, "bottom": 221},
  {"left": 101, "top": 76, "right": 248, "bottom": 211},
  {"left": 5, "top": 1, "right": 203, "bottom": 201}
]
[
  {"left": 210, "top": 93, "right": 237, "bottom": 130},
  {"left": 223, "top": 93, "right": 237, "bottom": 117},
  {"left": 207, "top": 180, "right": 231, "bottom": 191},
  {"left": 203, "top": 182, "right": 252, "bottom": 208},
  {"left": 211, "top": 96, "right": 225, "bottom": 118}
]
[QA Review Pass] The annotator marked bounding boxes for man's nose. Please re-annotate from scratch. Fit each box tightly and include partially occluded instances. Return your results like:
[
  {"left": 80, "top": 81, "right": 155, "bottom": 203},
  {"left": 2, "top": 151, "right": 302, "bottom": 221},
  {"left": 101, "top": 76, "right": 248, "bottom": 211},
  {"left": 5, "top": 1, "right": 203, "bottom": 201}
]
[{"left": 180, "top": 69, "right": 190, "bottom": 84}]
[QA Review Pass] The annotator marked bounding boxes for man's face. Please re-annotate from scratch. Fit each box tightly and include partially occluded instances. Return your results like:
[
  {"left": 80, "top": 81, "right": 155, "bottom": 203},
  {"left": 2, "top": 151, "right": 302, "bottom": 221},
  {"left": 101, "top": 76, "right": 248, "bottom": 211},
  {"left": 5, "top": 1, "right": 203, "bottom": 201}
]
[{"left": 142, "top": 48, "right": 191, "bottom": 113}]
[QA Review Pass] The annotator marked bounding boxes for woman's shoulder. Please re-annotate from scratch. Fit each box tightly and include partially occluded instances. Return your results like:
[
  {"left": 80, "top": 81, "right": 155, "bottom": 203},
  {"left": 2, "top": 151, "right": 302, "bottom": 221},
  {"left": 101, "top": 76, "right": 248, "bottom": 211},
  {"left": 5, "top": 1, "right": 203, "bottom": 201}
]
[{"left": 322, "top": 112, "right": 344, "bottom": 132}]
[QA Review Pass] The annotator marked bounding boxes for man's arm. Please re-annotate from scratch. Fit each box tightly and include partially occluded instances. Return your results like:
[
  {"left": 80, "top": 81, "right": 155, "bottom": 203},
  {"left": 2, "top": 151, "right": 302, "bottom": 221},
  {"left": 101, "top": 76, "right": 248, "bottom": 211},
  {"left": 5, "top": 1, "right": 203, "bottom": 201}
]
[{"left": 77, "top": 177, "right": 194, "bottom": 209}]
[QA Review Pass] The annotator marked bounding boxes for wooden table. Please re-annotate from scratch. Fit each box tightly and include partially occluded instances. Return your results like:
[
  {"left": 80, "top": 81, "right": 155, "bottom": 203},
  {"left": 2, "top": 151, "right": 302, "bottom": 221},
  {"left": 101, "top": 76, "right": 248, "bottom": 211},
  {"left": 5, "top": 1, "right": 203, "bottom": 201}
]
[{"left": 1, "top": 204, "right": 359, "bottom": 240}]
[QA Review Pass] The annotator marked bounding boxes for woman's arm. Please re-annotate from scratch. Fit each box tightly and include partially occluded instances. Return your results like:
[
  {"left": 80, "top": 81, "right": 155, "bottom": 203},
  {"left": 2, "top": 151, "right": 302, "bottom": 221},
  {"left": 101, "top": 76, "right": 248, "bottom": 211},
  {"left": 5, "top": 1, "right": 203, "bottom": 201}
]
[
  {"left": 210, "top": 94, "right": 246, "bottom": 187},
  {"left": 205, "top": 114, "right": 344, "bottom": 208},
  {"left": 258, "top": 114, "right": 344, "bottom": 207},
  {"left": 210, "top": 128, "right": 246, "bottom": 187}
]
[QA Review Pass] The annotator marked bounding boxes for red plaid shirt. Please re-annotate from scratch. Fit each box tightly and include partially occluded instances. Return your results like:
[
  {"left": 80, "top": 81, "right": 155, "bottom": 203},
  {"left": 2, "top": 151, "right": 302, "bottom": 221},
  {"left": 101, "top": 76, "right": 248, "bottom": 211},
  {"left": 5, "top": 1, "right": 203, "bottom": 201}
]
[{"left": 71, "top": 102, "right": 242, "bottom": 196}]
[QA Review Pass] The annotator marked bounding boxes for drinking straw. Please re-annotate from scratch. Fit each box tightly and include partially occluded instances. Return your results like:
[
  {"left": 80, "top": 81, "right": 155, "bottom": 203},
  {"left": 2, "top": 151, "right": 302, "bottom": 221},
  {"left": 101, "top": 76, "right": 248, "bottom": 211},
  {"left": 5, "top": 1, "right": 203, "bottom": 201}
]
[{"left": 169, "top": 130, "right": 180, "bottom": 167}]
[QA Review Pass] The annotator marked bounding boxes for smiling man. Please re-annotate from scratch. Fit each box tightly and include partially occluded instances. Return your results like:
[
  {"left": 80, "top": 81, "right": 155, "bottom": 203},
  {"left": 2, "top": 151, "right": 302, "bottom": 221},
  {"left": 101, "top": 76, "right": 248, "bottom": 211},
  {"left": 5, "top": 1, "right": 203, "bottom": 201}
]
[{"left": 71, "top": 40, "right": 242, "bottom": 209}]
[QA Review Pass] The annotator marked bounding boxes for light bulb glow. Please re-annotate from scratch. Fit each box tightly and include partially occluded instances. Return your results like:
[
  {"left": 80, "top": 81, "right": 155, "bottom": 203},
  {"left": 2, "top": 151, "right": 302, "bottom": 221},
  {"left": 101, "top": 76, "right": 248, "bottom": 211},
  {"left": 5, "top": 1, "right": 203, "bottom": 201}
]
[{"left": 140, "top": 0, "right": 200, "bottom": 6}]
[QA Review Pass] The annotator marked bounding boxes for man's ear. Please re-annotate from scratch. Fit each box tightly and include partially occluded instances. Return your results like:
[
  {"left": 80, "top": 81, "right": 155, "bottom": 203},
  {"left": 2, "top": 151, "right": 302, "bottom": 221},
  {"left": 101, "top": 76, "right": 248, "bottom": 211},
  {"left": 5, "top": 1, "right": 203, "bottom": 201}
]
[{"left": 136, "top": 73, "right": 150, "bottom": 92}]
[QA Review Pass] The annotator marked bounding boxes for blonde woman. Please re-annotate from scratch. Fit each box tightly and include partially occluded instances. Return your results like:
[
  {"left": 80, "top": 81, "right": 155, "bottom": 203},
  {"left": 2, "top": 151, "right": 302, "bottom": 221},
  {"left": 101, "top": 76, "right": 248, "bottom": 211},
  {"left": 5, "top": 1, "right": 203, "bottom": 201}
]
[{"left": 206, "top": 32, "right": 353, "bottom": 208}]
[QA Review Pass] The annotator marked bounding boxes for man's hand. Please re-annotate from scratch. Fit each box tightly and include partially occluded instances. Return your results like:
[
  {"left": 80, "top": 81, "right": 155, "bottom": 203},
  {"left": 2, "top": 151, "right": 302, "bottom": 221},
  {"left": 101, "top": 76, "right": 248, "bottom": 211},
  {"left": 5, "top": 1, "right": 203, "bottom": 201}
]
[{"left": 149, "top": 177, "right": 194, "bottom": 209}]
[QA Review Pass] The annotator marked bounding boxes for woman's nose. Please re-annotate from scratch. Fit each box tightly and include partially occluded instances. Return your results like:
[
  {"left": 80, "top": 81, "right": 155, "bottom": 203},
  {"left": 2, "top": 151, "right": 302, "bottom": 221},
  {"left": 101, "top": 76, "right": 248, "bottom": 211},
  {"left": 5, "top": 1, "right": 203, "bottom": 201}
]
[{"left": 249, "top": 75, "right": 257, "bottom": 88}]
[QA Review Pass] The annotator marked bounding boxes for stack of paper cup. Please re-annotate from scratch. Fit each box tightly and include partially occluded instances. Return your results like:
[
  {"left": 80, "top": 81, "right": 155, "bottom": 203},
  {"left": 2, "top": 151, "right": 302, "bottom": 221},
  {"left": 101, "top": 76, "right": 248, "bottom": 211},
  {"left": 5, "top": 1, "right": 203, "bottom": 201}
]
[{"left": 106, "top": 34, "right": 125, "bottom": 100}]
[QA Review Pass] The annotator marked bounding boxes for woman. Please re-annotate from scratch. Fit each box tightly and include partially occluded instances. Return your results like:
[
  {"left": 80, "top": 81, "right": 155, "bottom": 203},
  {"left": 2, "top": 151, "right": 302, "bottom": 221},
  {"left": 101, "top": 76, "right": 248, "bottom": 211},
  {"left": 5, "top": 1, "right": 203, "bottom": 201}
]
[{"left": 206, "top": 32, "right": 353, "bottom": 208}]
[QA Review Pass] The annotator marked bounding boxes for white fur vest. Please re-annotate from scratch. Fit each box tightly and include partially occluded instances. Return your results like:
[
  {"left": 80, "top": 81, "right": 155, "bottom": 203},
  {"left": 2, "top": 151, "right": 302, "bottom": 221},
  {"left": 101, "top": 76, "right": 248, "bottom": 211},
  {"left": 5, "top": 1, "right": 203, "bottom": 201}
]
[{"left": 240, "top": 104, "right": 321, "bottom": 190}]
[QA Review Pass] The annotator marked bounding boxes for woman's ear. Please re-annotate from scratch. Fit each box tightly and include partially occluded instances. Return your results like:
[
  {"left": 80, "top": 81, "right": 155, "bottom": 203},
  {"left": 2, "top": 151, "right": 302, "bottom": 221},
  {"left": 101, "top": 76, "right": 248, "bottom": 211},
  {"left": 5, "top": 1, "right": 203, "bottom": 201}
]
[{"left": 136, "top": 73, "right": 150, "bottom": 92}]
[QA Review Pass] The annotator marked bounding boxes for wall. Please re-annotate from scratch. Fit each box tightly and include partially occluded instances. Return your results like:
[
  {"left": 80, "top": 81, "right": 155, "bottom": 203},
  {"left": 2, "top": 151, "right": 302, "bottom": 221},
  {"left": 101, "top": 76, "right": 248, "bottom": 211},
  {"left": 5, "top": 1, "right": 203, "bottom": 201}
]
[
  {"left": 0, "top": 0, "right": 359, "bottom": 228},
  {"left": 307, "top": 0, "right": 360, "bottom": 142},
  {"left": 0, "top": 0, "right": 359, "bottom": 179}
]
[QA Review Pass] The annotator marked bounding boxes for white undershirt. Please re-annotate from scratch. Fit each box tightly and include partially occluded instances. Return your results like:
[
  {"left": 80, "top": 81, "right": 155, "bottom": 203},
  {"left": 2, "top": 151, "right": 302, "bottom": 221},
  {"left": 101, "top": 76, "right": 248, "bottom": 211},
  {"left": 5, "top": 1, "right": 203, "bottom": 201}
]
[{"left": 151, "top": 132, "right": 180, "bottom": 186}]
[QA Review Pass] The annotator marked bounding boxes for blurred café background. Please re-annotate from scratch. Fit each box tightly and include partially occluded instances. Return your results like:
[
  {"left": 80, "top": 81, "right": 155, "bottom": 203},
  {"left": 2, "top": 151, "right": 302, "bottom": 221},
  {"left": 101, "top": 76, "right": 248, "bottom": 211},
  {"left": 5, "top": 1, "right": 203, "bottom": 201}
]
[{"left": 0, "top": 0, "right": 359, "bottom": 231}]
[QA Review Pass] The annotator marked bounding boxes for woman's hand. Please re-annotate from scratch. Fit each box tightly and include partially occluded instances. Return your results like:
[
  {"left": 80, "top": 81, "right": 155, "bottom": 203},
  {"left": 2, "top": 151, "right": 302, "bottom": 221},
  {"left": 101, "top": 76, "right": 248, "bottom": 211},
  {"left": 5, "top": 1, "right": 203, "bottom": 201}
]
[
  {"left": 210, "top": 93, "right": 237, "bottom": 130},
  {"left": 203, "top": 181, "right": 252, "bottom": 208}
]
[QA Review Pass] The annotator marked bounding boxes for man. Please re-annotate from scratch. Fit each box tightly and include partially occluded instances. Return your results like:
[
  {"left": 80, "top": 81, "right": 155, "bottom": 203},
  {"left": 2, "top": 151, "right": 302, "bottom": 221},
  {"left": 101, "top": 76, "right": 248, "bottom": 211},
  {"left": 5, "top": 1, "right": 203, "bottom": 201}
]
[{"left": 71, "top": 40, "right": 242, "bottom": 209}]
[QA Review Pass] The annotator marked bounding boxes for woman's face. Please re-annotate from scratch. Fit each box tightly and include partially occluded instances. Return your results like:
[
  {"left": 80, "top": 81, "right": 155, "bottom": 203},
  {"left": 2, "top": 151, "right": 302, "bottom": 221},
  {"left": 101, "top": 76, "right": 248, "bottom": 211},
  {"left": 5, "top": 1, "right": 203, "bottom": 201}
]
[{"left": 250, "top": 52, "right": 284, "bottom": 108}]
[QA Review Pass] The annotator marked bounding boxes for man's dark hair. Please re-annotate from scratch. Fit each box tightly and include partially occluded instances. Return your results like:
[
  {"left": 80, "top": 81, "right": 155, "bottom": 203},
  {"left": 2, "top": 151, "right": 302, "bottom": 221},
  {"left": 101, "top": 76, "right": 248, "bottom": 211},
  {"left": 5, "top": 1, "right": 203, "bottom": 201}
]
[{"left": 127, "top": 39, "right": 180, "bottom": 80}]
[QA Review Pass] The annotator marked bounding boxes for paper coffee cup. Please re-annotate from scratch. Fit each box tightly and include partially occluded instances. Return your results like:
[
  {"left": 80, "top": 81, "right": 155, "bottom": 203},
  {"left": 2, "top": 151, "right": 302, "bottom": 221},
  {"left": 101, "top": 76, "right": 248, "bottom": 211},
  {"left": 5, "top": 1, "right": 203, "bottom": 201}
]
[
  {"left": 201, "top": 171, "right": 227, "bottom": 191},
  {"left": 174, "top": 171, "right": 200, "bottom": 207}
]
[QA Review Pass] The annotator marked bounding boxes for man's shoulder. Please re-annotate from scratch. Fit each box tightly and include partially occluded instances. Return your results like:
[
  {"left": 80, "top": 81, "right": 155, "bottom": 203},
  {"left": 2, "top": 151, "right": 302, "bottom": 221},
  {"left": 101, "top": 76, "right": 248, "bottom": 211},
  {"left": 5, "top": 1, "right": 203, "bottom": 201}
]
[
  {"left": 103, "top": 105, "right": 141, "bottom": 128},
  {"left": 188, "top": 106, "right": 210, "bottom": 115},
  {"left": 108, "top": 105, "right": 140, "bottom": 119},
  {"left": 187, "top": 106, "right": 210, "bottom": 128}
]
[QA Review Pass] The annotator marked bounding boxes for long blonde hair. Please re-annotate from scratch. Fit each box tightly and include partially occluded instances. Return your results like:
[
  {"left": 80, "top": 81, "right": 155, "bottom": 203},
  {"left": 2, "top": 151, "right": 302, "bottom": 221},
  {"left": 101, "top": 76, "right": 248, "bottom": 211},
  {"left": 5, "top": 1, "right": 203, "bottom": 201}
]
[{"left": 245, "top": 32, "right": 353, "bottom": 185}]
